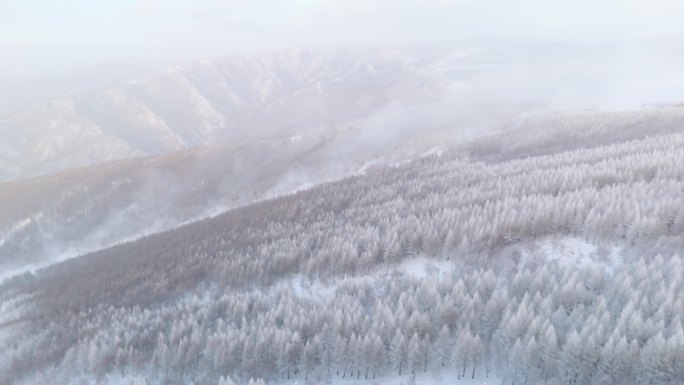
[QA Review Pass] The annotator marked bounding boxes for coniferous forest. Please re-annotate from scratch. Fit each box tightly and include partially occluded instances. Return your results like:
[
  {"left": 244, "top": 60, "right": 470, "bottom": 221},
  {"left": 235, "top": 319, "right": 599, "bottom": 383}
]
[{"left": 2, "top": 110, "right": 684, "bottom": 385}]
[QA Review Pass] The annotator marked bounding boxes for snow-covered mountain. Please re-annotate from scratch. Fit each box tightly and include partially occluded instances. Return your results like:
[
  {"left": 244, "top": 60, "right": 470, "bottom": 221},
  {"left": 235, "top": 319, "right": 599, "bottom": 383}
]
[
  {"left": 9, "top": 43, "right": 676, "bottom": 181},
  {"left": 2, "top": 102, "right": 684, "bottom": 385},
  {"left": 2, "top": 105, "right": 684, "bottom": 282},
  {"left": 0, "top": 123, "right": 448, "bottom": 280},
  {"left": 1, "top": 47, "right": 456, "bottom": 180},
  {"left": 0, "top": 62, "right": 152, "bottom": 115}
]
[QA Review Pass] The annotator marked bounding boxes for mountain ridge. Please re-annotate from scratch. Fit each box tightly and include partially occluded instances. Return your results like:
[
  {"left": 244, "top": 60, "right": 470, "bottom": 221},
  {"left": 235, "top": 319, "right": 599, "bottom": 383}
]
[{"left": 0, "top": 47, "right": 446, "bottom": 181}]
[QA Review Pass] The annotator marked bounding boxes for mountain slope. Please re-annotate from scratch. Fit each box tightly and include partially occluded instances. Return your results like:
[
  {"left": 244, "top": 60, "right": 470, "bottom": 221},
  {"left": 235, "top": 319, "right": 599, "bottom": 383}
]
[
  {"left": 5, "top": 42, "right": 684, "bottom": 182},
  {"left": 3, "top": 106, "right": 684, "bottom": 282},
  {"left": 0, "top": 120, "right": 453, "bottom": 280},
  {"left": 1, "top": 113, "right": 684, "bottom": 385},
  {"left": 0, "top": 62, "right": 150, "bottom": 115},
  {"left": 0, "top": 47, "right": 447, "bottom": 180}
]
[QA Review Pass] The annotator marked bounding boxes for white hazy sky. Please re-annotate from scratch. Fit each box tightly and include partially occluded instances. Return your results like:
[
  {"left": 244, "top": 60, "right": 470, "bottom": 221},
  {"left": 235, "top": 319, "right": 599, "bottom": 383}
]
[{"left": 1, "top": 0, "right": 684, "bottom": 75}]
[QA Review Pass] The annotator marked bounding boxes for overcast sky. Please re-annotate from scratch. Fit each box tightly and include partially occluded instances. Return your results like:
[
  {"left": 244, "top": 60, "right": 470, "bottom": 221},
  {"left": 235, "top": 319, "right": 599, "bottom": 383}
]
[{"left": 2, "top": 0, "right": 684, "bottom": 76}]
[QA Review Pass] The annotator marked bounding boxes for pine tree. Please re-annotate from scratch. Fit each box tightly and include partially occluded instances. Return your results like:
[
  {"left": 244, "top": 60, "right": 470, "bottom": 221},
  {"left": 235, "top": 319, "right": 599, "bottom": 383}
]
[{"left": 389, "top": 329, "right": 408, "bottom": 376}]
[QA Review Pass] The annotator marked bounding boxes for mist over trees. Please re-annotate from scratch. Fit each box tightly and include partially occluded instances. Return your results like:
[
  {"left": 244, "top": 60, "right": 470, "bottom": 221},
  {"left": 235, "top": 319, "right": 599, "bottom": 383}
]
[
  {"left": 2, "top": 117, "right": 684, "bottom": 384},
  {"left": 3, "top": 105, "right": 684, "bottom": 282}
]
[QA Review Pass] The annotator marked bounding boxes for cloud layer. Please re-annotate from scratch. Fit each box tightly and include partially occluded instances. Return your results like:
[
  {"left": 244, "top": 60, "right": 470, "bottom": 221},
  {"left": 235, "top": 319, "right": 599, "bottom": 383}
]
[{"left": 2, "top": 0, "right": 684, "bottom": 76}]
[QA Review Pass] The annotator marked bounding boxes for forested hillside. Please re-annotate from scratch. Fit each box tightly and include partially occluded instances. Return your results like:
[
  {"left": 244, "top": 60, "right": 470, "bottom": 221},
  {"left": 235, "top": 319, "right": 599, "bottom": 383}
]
[
  {"left": 0, "top": 118, "right": 452, "bottom": 280},
  {"left": 2, "top": 116, "right": 684, "bottom": 385},
  {"left": 3, "top": 105, "right": 683, "bottom": 283}
]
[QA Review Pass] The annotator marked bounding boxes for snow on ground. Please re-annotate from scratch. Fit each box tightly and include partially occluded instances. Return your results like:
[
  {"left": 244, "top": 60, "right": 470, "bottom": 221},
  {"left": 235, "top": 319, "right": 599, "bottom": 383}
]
[
  {"left": 287, "top": 274, "right": 337, "bottom": 300},
  {"left": 525, "top": 236, "right": 623, "bottom": 274},
  {"left": 355, "top": 160, "right": 381, "bottom": 175},
  {"left": 396, "top": 257, "right": 455, "bottom": 279},
  {"left": 287, "top": 257, "right": 455, "bottom": 300},
  {"left": 420, "top": 147, "right": 446, "bottom": 158},
  {"left": 293, "top": 182, "right": 315, "bottom": 193}
]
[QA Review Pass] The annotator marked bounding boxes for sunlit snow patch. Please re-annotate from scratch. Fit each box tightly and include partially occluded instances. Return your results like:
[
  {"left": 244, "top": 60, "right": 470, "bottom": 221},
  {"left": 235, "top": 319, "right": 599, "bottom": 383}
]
[
  {"left": 397, "top": 257, "right": 455, "bottom": 279},
  {"left": 525, "top": 237, "right": 622, "bottom": 274}
]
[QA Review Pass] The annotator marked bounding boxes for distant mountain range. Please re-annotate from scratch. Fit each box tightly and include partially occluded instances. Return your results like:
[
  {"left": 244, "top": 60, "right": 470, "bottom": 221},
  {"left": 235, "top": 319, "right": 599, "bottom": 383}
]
[
  {"left": 4, "top": 44, "right": 622, "bottom": 181},
  {"left": 6, "top": 43, "right": 683, "bottom": 182},
  {"left": 0, "top": 47, "right": 458, "bottom": 180}
]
